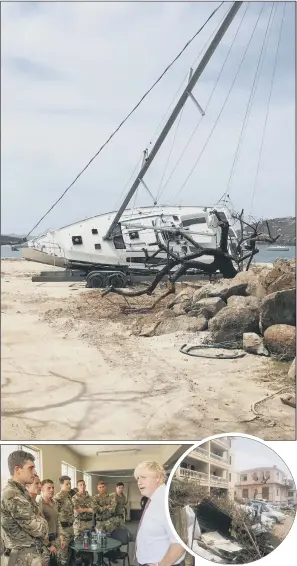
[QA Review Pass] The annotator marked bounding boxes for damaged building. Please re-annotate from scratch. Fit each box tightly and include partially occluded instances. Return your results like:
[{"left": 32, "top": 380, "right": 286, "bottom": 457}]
[
  {"left": 235, "top": 465, "right": 291, "bottom": 503},
  {"left": 176, "top": 437, "right": 234, "bottom": 498}
]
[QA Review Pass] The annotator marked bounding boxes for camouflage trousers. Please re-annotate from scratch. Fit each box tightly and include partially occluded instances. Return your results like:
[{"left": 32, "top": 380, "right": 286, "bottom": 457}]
[
  {"left": 57, "top": 526, "right": 73, "bottom": 566},
  {"left": 73, "top": 519, "right": 93, "bottom": 538},
  {"left": 96, "top": 517, "right": 120, "bottom": 534},
  {"left": 3, "top": 548, "right": 44, "bottom": 566}
]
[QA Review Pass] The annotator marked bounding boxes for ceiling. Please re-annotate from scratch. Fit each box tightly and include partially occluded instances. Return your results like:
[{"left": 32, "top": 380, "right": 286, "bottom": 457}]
[{"left": 68, "top": 444, "right": 167, "bottom": 457}]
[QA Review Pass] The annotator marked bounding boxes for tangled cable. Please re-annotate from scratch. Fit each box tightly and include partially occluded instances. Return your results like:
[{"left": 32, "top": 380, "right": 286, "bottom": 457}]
[{"left": 180, "top": 343, "right": 246, "bottom": 359}]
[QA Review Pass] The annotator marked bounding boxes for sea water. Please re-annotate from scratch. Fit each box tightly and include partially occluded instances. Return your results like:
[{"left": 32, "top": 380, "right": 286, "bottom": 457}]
[
  {"left": 1, "top": 246, "right": 22, "bottom": 259},
  {"left": 251, "top": 245, "right": 295, "bottom": 264}
]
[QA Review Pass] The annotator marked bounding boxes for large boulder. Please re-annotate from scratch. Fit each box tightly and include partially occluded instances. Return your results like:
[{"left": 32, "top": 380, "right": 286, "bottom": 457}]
[
  {"left": 227, "top": 295, "right": 260, "bottom": 309},
  {"left": 172, "top": 303, "right": 189, "bottom": 316},
  {"left": 168, "top": 289, "right": 194, "bottom": 308},
  {"left": 191, "top": 282, "right": 248, "bottom": 305},
  {"left": 259, "top": 259, "right": 296, "bottom": 294},
  {"left": 263, "top": 325, "right": 296, "bottom": 361},
  {"left": 226, "top": 270, "right": 266, "bottom": 299},
  {"left": 187, "top": 297, "right": 226, "bottom": 320},
  {"left": 208, "top": 306, "right": 260, "bottom": 347},
  {"left": 243, "top": 333, "right": 269, "bottom": 356},
  {"left": 259, "top": 289, "right": 296, "bottom": 332},
  {"left": 191, "top": 282, "right": 229, "bottom": 303},
  {"left": 156, "top": 314, "right": 208, "bottom": 335}
]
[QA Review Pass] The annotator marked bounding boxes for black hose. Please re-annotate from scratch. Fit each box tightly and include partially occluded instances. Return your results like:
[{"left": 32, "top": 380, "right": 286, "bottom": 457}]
[{"left": 180, "top": 343, "right": 246, "bottom": 359}]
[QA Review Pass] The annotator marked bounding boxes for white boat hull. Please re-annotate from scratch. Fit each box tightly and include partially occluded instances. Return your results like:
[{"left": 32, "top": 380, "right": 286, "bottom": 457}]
[
  {"left": 19, "top": 205, "right": 240, "bottom": 274},
  {"left": 20, "top": 245, "right": 67, "bottom": 267}
]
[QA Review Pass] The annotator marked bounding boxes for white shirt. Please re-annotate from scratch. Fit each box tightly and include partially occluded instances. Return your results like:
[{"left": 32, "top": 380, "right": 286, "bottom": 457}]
[{"left": 136, "top": 484, "right": 186, "bottom": 565}]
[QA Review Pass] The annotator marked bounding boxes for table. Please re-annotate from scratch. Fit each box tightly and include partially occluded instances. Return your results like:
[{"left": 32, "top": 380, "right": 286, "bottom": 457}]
[{"left": 70, "top": 537, "right": 122, "bottom": 566}]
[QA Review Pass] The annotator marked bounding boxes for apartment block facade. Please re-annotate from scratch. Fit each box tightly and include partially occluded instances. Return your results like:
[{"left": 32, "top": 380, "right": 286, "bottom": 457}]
[
  {"left": 235, "top": 466, "right": 291, "bottom": 503},
  {"left": 176, "top": 437, "right": 233, "bottom": 496}
]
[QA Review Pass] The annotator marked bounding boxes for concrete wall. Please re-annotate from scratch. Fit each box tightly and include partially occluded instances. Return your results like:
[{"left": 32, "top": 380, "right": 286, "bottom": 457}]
[
  {"left": 41, "top": 445, "right": 84, "bottom": 492},
  {"left": 236, "top": 484, "right": 288, "bottom": 503}
]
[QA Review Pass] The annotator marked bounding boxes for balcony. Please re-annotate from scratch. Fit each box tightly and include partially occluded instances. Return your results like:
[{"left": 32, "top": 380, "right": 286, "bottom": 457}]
[
  {"left": 191, "top": 447, "right": 210, "bottom": 462},
  {"left": 178, "top": 468, "right": 210, "bottom": 484},
  {"left": 194, "top": 447, "right": 209, "bottom": 456},
  {"left": 177, "top": 468, "right": 228, "bottom": 488},
  {"left": 210, "top": 452, "right": 229, "bottom": 464},
  {"left": 190, "top": 448, "right": 229, "bottom": 467},
  {"left": 210, "top": 474, "right": 228, "bottom": 487}
]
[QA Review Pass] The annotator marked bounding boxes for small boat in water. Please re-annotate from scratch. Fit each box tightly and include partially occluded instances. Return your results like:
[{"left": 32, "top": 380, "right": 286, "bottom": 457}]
[{"left": 267, "top": 245, "right": 289, "bottom": 252}]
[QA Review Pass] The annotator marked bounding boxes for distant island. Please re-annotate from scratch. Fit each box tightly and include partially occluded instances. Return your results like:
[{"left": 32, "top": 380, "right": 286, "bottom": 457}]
[
  {"left": 257, "top": 216, "right": 295, "bottom": 246},
  {"left": 238, "top": 216, "right": 296, "bottom": 246}
]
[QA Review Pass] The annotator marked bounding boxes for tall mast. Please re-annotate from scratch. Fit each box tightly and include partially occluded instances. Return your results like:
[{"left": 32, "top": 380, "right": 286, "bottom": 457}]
[{"left": 104, "top": 1, "right": 243, "bottom": 240}]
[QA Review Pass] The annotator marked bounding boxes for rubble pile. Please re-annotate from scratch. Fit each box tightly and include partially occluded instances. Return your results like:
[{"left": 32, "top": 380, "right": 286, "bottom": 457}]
[{"left": 169, "top": 477, "right": 286, "bottom": 564}]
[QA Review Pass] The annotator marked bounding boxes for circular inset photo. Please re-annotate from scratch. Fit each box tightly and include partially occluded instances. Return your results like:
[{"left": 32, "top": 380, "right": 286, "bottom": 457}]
[{"left": 167, "top": 435, "right": 296, "bottom": 563}]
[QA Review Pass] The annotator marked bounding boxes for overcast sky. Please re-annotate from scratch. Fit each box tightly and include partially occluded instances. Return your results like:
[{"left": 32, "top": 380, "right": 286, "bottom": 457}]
[
  {"left": 232, "top": 437, "right": 293, "bottom": 478},
  {"left": 1, "top": 1, "right": 295, "bottom": 235}
]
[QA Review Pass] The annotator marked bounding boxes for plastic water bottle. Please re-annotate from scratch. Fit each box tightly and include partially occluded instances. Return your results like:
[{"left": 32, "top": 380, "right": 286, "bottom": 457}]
[
  {"left": 90, "top": 531, "right": 98, "bottom": 549},
  {"left": 102, "top": 533, "right": 107, "bottom": 548},
  {"left": 97, "top": 530, "right": 103, "bottom": 546},
  {"left": 83, "top": 531, "right": 89, "bottom": 550}
]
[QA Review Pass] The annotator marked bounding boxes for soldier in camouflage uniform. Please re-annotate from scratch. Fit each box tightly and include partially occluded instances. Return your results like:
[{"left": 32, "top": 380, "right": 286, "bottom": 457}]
[
  {"left": 72, "top": 480, "right": 94, "bottom": 538},
  {"left": 92, "top": 481, "right": 118, "bottom": 533},
  {"left": 40, "top": 480, "right": 60, "bottom": 566},
  {"left": 110, "top": 482, "right": 127, "bottom": 527},
  {"left": 1, "top": 450, "right": 49, "bottom": 566},
  {"left": 54, "top": 476, "right": 74, "bottom": 566},
  {"left": 26, "top": 476, "right": 54, "bottom": 566}
]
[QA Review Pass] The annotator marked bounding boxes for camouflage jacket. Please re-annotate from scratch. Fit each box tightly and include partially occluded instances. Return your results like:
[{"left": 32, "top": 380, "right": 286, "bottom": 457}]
[
  {"left": 111, "top": 493, "right": 126, "bottom": 516},
  {"left": 1, "top": 480, "right": 48, "bottom": 550},
  {"left": 72, "top": 492, "right": 93, "bottom": 521},
  {"left": 53, "top": 491, "right": 74, "bottom": 524},
  {"left": 92, "top": 493, "right": 116, "bottom": 521}
]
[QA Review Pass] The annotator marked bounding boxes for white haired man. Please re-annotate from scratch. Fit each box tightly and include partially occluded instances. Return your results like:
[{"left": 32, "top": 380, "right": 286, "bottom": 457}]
[{"left": 134, "top": 461, "right": 185, "bottom": 566}]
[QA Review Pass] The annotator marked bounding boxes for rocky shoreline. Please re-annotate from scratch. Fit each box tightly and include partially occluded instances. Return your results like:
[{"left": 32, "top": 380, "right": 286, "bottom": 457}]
[{"left": 137, "top": 259, "right": 296, "bottom": 381}]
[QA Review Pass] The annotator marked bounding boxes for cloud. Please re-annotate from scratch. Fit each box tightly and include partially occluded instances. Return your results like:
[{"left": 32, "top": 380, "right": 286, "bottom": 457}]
[{"left": 1, "top": 1, "right": 295, "bottom": 234}]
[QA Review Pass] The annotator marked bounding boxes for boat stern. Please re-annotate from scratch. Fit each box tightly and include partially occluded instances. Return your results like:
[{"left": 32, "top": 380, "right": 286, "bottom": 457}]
[{"left": 19, "top": 232, "right": 67, "bottom": 267}]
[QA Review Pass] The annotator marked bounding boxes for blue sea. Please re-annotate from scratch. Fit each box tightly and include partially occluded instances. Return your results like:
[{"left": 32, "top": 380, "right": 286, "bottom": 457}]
[
  {"left": 251, "top": 245, "right": 295, "bottom": 264},
  {"left": 1, "top": 244, "right": 295, "bottom": 263}
]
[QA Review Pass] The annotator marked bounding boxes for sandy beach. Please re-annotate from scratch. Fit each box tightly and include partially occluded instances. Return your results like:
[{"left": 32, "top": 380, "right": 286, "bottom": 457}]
[{"left": 1, "top": 259, "right": 295, "bottom": 440}]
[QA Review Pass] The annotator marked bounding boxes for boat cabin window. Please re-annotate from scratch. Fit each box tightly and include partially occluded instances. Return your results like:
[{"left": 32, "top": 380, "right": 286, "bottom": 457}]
[
  {"left": 94, "top": 243, "right": 101, "bottom": 250},
  {"left": 129, "top": 231, "right": 140, "bottom": 240},
  {"left": 113, "top": 224, "right": 126, "bottom": 249},
  {"left": 72, "top": 236, "right": 83, "bottom": 245},
  {"left": 182, "top": 217, "right": 206, "bottom": 227},
  {"left": 92, "top": 228, "right": 98, "bottom": 235}
]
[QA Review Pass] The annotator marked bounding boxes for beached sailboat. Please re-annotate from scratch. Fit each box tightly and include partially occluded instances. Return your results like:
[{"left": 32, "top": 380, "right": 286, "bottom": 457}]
[{"left": 11, "top": 2, "right": 283, "bottom": 287}]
